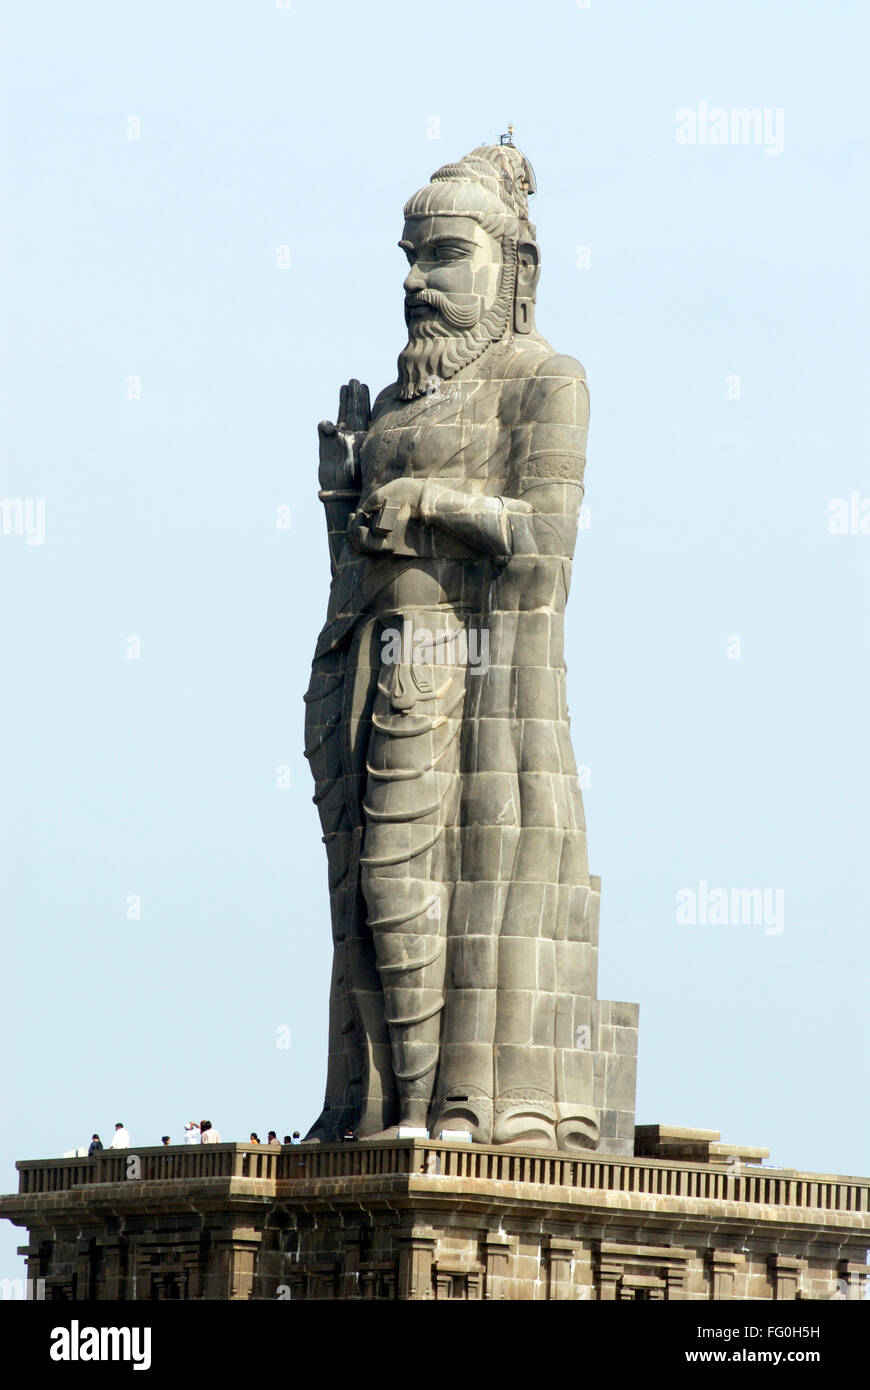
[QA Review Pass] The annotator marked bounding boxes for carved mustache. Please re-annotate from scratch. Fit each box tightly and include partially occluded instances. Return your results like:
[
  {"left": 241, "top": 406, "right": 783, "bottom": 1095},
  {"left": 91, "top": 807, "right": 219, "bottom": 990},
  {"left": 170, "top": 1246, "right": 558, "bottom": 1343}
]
[{"left": 405, "top": 288, "right": 481, "bottom": 332}]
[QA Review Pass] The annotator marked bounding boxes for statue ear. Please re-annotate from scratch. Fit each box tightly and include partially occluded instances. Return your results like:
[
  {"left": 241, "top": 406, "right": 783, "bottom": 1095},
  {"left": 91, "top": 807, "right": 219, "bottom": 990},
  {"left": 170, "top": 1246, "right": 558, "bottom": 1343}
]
[
  {"left": 517, "top": 240, "right": 541, "bottom": 292},
  {"left": 514, "top": 240, "right": 540, "bottom": 334}
]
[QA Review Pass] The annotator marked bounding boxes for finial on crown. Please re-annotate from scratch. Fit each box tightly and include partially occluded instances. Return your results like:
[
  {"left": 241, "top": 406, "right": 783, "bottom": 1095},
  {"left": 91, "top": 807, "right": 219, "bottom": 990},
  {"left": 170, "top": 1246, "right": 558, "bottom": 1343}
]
[{"left": 500, "top": 124, "right": 515, "bottom": 147}]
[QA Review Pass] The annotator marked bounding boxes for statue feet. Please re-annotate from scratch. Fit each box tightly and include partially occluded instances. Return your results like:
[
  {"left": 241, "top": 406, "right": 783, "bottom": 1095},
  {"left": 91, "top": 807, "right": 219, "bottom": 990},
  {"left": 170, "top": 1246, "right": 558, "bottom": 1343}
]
[
  {"left": 491, "top": 1094, "right": 557, "bottom": 1150},
  {"left": 358, "top": 1096, "right": 431, "bottom": 1142},
  {"left": 357, "top": 1124, "right": 403, "bottom": 1141},
  {"left": 428, "top": 1090, "right": 493, "bottom": 1144},
  {"left": 554, "top": 1105, "right": 600, "bottom": 1152}
]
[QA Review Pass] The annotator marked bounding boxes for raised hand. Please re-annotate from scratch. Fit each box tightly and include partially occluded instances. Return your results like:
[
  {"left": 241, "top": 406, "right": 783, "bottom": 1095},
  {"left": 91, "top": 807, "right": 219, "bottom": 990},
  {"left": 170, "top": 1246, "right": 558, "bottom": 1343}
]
[{"left": 318, "top": 380, "right": 371, "bottom": 494}]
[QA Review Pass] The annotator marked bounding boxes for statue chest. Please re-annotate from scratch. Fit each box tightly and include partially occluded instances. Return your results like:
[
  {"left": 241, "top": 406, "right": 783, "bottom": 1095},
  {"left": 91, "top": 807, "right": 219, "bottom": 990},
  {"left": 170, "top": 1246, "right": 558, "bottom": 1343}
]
[{"left": 361, "top": 383, "right": 508, "bottom": 496}]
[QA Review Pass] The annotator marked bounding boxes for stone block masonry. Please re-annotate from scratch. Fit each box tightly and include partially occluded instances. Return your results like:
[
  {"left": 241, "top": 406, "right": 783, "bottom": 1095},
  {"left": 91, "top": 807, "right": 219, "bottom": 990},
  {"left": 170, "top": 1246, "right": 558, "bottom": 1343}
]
[{"left": 2, "top": 1136, "right": 867, "bottom": 1300}]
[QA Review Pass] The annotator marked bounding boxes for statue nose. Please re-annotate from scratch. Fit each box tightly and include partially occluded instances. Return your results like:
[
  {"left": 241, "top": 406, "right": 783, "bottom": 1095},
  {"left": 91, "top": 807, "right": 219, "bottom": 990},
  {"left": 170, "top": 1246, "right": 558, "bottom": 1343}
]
[{"left": 404, "top": 265, "right": 425, "bottom": 293}]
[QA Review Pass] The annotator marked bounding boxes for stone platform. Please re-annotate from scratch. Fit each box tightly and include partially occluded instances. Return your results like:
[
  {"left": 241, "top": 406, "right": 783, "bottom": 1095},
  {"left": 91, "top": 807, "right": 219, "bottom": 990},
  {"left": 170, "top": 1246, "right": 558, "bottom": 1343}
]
[{"left": 2, "top": 1132, "right": 868, "bottom": 1300}]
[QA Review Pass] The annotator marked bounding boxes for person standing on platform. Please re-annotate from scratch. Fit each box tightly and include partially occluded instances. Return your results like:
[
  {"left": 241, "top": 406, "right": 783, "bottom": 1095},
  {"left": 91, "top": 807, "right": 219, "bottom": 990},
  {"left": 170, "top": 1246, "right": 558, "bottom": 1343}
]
[{"left": 109, "top": 1123, "right": 129, "bottom": 1149}]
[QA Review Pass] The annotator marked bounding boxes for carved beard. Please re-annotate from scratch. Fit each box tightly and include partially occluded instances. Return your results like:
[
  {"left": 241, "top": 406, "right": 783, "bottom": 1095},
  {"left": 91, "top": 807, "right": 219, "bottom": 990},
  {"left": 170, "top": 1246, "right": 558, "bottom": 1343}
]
[{"left": 396, "top": 242, "right": 517, "bottom": 401}]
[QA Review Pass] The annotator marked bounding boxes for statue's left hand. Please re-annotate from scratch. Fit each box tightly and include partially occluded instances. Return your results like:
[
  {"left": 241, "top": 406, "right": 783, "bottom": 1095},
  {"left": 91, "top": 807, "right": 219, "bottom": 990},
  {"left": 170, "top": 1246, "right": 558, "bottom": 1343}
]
[
  {"left": 347, "top": 478, "right": 426, "bottom": 553},
  {"left": 357, "top": 478, "right": 424, "bottom": 519}
]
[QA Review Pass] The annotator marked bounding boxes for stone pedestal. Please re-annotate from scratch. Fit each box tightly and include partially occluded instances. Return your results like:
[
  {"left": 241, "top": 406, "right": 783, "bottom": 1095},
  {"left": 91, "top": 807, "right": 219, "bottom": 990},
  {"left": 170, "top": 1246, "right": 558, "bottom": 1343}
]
[{"left": 2, "top": 1137, "right": 867, "bottom": 1301}]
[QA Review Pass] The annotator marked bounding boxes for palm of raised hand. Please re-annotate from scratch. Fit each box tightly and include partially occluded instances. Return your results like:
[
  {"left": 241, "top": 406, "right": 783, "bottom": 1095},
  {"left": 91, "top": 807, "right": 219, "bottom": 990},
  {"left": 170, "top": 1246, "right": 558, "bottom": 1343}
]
[{"left": 318, "top": 379, "right": 371, "bottom": 493}]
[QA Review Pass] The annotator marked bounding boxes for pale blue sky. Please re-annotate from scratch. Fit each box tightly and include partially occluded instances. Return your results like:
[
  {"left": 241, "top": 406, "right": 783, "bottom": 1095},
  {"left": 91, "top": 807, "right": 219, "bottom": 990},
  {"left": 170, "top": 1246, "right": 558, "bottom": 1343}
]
[{"left": 1, "top": 1, "right": 868, "bottom": 1280}]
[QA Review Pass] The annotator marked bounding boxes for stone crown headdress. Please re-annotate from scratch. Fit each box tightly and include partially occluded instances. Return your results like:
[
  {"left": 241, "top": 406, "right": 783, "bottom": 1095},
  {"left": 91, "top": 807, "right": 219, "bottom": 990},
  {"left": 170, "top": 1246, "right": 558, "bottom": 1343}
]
[{"left": 404, "top": 144, "right": 537, "bottom": 242}]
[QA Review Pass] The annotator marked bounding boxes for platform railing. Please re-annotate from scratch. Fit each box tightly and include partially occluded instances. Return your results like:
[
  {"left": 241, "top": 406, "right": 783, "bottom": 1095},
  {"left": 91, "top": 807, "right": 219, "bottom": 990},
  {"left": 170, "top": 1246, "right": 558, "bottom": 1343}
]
[{"left": 11, "top": 1141, "right": 870, "bottom": 1216}]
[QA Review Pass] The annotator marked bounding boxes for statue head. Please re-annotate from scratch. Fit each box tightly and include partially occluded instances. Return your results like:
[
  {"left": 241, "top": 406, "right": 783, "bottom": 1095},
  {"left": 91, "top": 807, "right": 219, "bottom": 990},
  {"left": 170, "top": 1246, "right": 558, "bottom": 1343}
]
[{"left": 396, "top": 143, "right": 540, "bottom": 399}]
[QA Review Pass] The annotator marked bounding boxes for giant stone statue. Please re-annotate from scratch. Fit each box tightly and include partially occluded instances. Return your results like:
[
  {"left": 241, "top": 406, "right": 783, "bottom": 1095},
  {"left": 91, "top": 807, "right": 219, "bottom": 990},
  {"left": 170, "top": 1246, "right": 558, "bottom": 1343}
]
[{"left": 304, "top": 140, "right": 638, "bottom": 1153}]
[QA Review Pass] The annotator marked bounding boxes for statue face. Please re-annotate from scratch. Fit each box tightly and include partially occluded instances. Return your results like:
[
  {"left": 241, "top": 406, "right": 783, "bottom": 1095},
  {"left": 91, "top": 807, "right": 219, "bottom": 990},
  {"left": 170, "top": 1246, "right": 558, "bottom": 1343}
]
[
  {"left": 399, "top": 215, "right": 502, "bottom": 332},
  {"left": 396, "top": 212, "right": 512, "bottom": 399}
]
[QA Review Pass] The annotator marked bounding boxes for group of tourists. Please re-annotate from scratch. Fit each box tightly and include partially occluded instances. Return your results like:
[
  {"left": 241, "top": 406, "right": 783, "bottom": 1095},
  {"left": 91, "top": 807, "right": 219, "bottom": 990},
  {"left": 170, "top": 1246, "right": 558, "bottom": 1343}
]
[
  {"left": 247, "top": 1131, "right": 302, "bottom": 1146},
  {"left": 85, "top": 1122, "right": 306, "bottom": 1152},
  {"left": 87, "top": 1123, "right": 129, "bottom": 1154}
]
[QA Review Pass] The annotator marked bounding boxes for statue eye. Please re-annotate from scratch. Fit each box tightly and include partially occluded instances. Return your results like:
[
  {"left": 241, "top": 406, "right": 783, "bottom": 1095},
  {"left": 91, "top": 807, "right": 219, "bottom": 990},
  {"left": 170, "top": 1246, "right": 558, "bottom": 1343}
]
[{"left": 436, "top": 245, "right": 465, "bottom": 260}]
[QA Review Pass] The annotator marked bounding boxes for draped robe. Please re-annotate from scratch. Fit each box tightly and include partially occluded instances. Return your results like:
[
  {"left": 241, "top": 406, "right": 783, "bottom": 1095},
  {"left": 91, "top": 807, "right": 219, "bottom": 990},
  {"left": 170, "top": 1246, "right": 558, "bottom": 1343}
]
[{"left": 304, "top": 331, "right": 601, "bottom": 1149}]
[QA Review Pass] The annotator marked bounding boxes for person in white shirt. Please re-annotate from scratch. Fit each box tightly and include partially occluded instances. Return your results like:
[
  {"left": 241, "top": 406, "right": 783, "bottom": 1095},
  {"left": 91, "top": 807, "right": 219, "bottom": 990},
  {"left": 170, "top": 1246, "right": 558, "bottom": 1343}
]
[
  {"left": 200, "top": 1120, "right": 221, "bottom": 1144},
  {"left": 109, "top": 1123, "right": 130, "bottom": 1149},
  {"left": 183, "top": 1122, "right": 201, "bottom": 1145}
]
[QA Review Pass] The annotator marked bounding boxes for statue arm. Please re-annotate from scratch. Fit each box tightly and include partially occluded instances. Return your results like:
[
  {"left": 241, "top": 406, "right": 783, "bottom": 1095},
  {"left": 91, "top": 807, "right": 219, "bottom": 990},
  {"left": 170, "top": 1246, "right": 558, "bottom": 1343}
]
[
  {"left": 416, "top": 484, "right": 522, "bottom": 561},
  {"left": 418, "top": 355, "right": 590, "bottom": 560}
]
